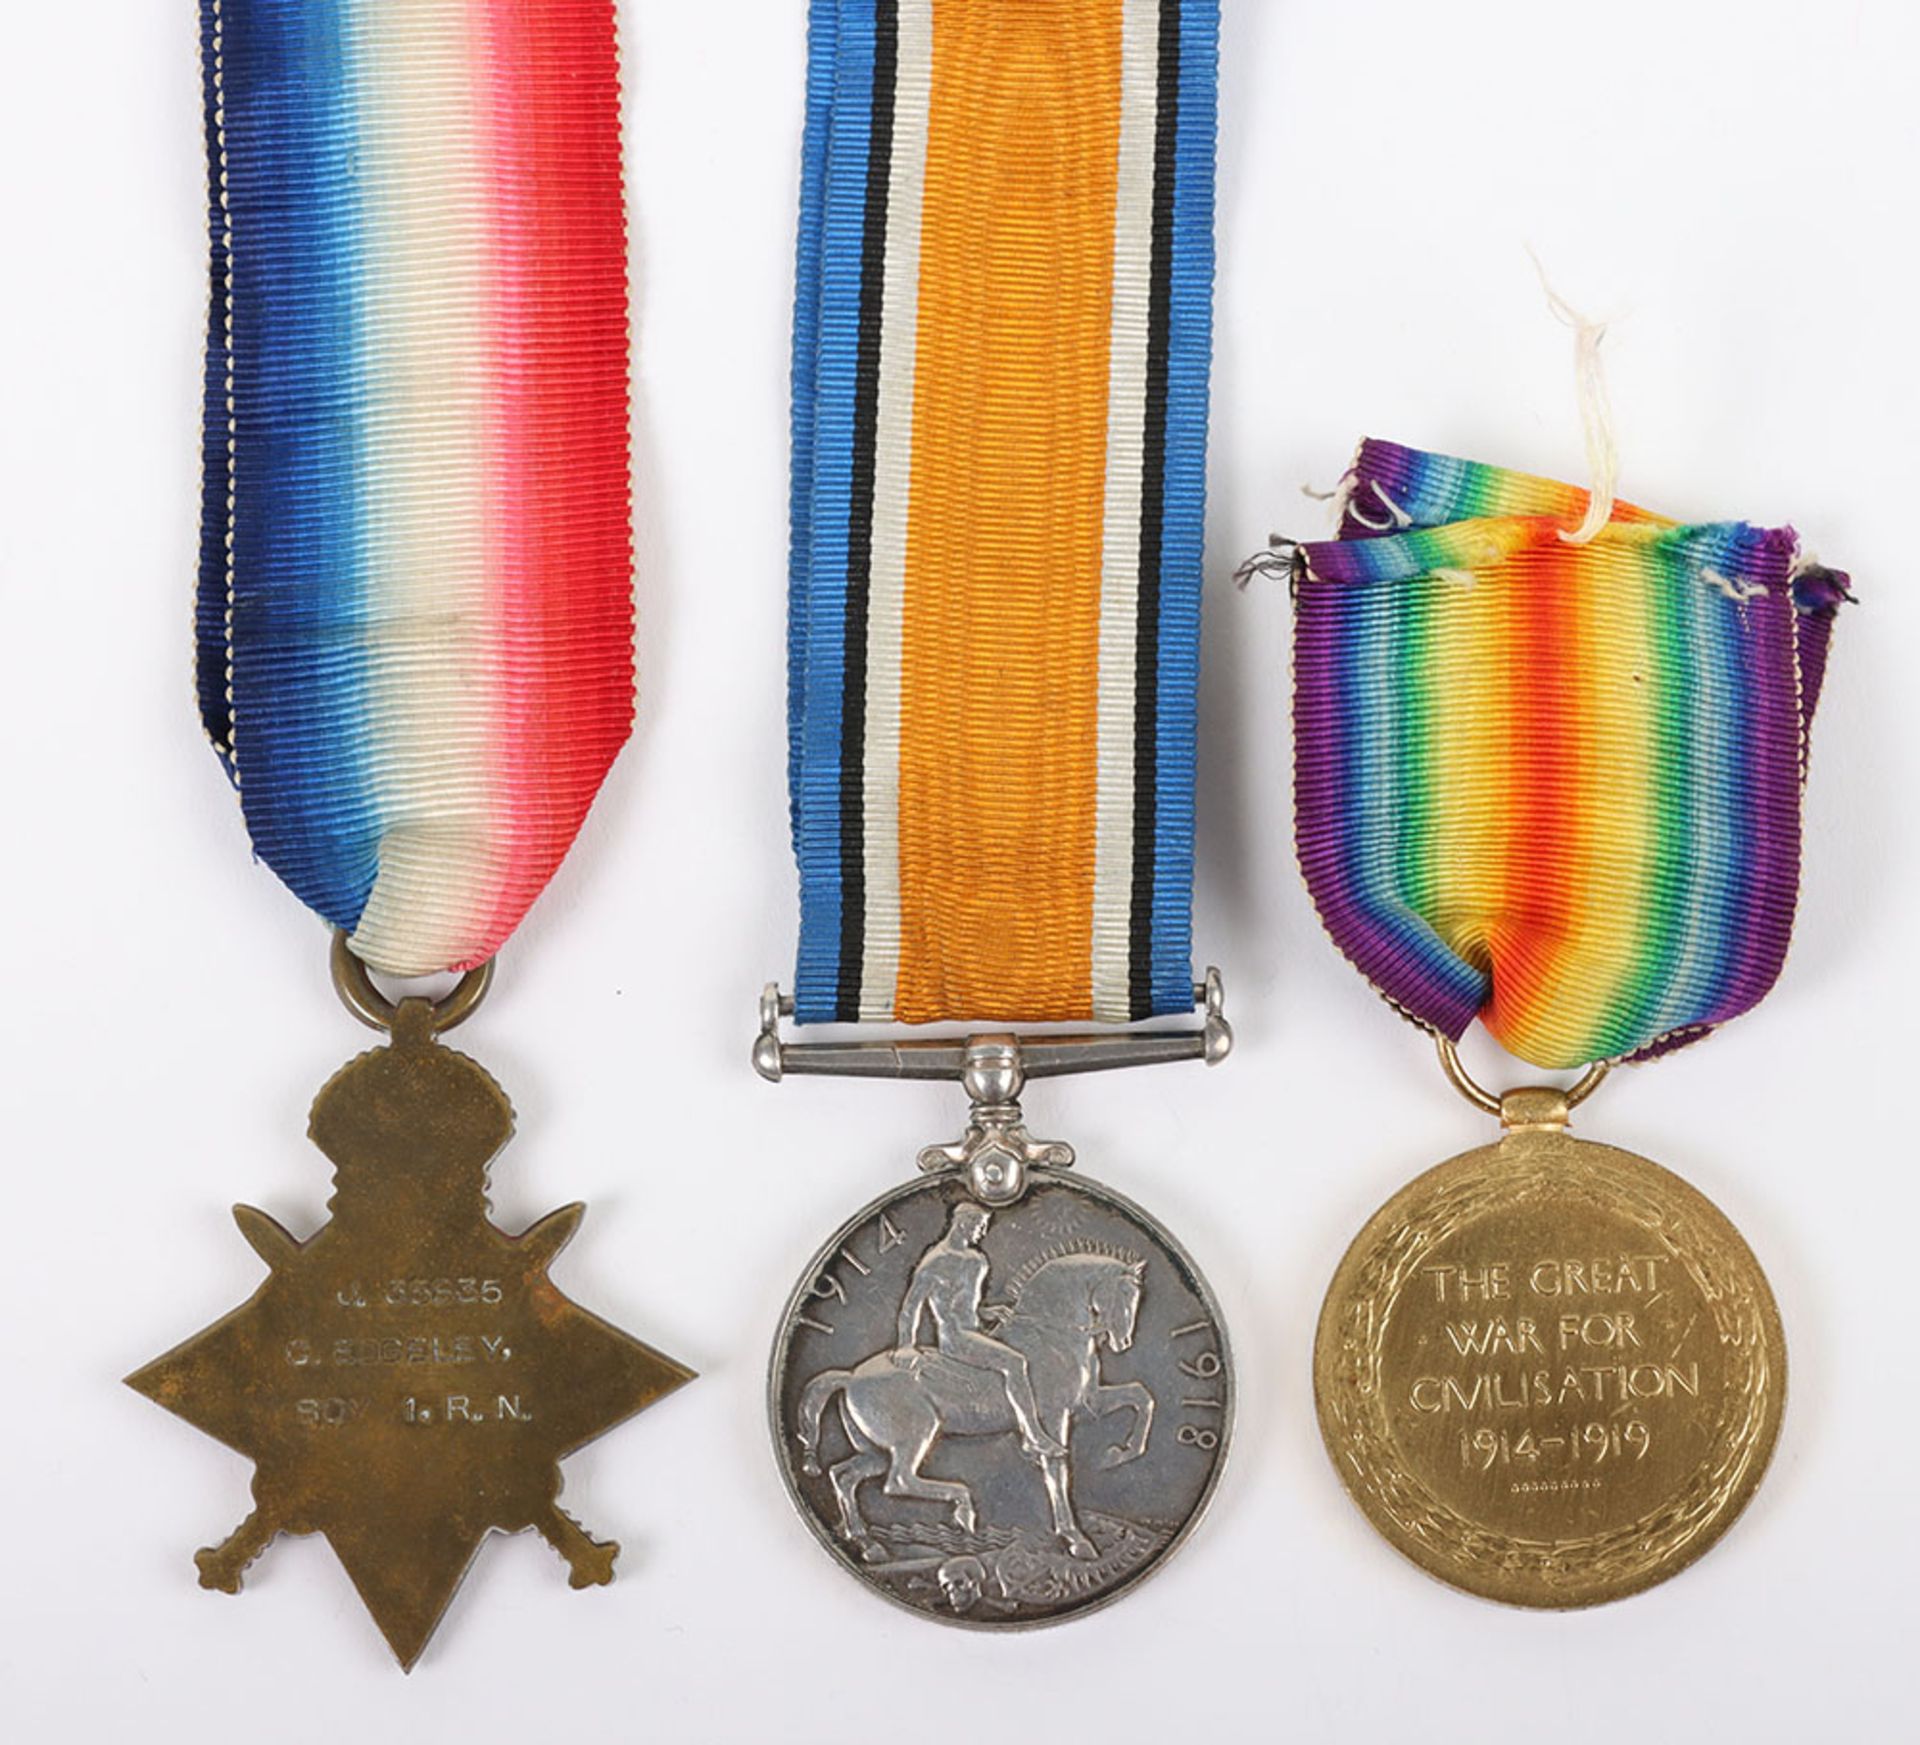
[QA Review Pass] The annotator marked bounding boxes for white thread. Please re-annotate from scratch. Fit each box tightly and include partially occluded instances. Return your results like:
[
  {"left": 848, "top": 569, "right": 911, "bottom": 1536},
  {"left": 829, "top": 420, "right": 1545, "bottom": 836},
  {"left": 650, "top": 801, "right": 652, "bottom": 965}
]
[
  {"left": 1529, "top": 249, "right": 1617, "bottom": 546},
  {"left": 212, "top": 0, "right": 240, "bottom": 776},
  {"left": 1347, "top": 479, "right": 1413, "bottom": 532},
  {"left": 1700, "top": 566, "right": 1770, "bottom": 603},
  {"left": 1323, "top": 437, "right": 1370, "bottom": 528}
]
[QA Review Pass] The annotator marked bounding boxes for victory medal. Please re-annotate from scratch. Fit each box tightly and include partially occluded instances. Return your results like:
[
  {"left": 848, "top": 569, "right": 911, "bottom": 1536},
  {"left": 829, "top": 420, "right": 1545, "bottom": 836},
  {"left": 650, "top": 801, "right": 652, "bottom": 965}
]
[
  {"left": 761, "top": 0, "right": 1233, "bottom": 1626},
  {"left": 1287, "top": 439, "right": 1849, "bottom": 1606},
  {"left": 1315, "top": 1046, "right": 1786, "bottom": 1608}
]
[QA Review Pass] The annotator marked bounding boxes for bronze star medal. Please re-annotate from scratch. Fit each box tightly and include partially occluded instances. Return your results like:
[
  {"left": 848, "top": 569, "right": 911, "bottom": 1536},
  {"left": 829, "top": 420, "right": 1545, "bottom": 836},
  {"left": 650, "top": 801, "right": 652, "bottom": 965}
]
[{"left": 128, "top": 998, "right": 694, "bottom": 1667}]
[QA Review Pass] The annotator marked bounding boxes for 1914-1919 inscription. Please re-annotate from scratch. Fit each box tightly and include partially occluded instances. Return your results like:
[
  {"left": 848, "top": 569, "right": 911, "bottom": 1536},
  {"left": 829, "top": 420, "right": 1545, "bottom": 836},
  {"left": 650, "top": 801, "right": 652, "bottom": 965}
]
[{"left": 1315, "top": 1124, "right": 1784, "bottom": 1608}]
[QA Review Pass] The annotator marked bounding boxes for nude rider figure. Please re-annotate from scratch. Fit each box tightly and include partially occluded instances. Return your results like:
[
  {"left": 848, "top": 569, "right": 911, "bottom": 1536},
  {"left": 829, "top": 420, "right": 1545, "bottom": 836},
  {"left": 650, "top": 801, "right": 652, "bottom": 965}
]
[{"left": 893, "top": 1203, "right": 1065, "bottom": 1460}]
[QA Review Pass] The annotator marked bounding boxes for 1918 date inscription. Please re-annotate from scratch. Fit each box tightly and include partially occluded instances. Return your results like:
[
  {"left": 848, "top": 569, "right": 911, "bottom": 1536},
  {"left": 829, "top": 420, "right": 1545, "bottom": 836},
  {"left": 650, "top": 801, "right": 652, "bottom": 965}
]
[{"left": 771, "top": 1170, "right": 1232, "bottom": 1627}]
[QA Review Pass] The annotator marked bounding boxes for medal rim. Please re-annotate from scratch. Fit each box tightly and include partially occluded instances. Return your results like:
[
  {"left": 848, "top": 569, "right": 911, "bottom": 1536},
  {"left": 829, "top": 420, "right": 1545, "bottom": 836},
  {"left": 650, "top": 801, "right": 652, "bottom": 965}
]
[
  {"left": 767, "top": 1165, "right": 1235, "bottom": 1632},
  {"left": 1312, "top": 1127, "right": 1786, "bottom": 1610}
]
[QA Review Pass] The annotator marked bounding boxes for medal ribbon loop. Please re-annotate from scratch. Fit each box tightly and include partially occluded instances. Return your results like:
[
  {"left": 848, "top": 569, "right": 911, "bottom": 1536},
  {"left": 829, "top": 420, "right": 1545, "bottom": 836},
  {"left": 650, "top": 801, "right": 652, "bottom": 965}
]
[
  {"left": 788, "top": 0, "right": 1219, "bottom": 1025},
  {"left": 1293, "top": 440, "right": 1850, "bottom": 1070},
  {"left": 198, "top": 0, "right": 634, "bottom": 977}
]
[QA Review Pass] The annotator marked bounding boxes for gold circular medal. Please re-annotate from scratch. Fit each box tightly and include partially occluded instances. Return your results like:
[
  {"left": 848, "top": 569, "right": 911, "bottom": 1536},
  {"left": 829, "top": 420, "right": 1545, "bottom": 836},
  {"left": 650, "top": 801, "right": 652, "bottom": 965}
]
[{"left": 1314, "top": 1090, "right": 1784, "bottom": 1608}]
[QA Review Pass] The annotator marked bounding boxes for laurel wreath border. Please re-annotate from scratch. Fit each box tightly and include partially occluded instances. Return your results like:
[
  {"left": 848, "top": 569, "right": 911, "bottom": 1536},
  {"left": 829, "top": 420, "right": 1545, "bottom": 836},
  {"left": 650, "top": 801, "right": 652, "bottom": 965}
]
[{"left": 1315, "top": 1131, "right": 1784, "bottom": 1606}]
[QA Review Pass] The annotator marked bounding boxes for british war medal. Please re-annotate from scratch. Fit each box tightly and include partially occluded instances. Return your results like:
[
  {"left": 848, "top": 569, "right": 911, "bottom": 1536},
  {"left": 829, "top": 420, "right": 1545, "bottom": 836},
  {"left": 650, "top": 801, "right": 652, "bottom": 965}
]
[{"left": 757, "top": 0, "right": 1234, "bottom": 1627}]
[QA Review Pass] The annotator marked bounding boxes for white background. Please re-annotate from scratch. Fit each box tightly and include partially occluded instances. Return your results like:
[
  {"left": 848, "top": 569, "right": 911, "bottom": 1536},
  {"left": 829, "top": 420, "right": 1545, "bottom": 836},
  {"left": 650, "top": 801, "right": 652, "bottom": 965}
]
[{"left": 1, "top": 1, "right": 1913, "bottom": 1739}]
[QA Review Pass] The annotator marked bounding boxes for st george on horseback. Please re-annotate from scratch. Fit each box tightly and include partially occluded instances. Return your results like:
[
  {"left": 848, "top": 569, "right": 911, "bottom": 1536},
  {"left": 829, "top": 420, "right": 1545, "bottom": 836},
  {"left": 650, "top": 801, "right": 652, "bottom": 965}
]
[{"left": 795, "top": 1203, "right": 1154, "bottom": 1562}]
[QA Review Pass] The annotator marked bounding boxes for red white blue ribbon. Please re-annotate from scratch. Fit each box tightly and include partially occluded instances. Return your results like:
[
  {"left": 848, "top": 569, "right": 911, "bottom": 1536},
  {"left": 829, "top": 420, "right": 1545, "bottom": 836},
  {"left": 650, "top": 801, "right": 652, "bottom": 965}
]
[{"left": 197, "top": 0, "right": 635, "bottom": 976}]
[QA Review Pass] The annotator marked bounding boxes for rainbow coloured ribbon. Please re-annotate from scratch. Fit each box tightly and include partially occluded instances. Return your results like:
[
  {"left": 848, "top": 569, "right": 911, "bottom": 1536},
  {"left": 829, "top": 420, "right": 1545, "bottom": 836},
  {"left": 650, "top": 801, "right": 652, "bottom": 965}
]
[
  {"left": 196, "top": 0, "right": 634, "bottom": 977},
  {"left": 1293, "top": 440, "right": 1849, "bottom": 1071},
  {"left": 789, "top": 0, "right": 1219, "bottom": 1026}
]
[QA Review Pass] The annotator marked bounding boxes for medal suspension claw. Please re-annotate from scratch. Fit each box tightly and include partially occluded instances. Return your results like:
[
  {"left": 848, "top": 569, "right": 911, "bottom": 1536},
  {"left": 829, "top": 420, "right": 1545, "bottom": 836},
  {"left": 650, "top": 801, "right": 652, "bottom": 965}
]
[{"left": 913, "top": 1039, "right": 1073, "bottom": 1206}]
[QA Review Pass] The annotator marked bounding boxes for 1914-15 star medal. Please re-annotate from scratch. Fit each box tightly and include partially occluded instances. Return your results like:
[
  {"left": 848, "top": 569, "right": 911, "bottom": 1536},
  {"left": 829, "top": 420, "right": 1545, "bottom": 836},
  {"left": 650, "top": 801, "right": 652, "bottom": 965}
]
[{"left": 128, "top": 999, "right": 693, "bottom": 1667}]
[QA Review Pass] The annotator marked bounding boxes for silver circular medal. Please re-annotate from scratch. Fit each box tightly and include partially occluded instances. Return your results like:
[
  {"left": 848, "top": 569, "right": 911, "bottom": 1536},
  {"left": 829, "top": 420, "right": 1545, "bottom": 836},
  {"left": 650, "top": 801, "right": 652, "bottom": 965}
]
[{"left": 770, "top": 1167, "right": 1231, "bottom": 1627}]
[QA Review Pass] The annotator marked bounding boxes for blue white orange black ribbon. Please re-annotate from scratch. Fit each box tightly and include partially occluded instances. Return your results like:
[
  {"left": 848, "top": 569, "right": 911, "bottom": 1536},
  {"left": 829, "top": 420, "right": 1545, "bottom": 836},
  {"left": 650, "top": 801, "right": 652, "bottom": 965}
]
[{"left": 788, "top": 0, "right": 1220, "bottom": 1025}]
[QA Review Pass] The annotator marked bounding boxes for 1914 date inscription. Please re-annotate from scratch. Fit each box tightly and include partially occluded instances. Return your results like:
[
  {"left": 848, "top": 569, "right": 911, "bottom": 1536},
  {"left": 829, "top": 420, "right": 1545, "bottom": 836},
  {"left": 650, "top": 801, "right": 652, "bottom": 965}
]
[{"left": 771, "top": 1169, "right": 1232, "bottom": 1628}]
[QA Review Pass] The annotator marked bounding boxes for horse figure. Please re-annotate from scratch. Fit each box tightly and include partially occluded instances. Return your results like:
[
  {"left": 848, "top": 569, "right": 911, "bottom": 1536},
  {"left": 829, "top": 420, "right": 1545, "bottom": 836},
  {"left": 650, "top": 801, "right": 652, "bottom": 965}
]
[{"left": 795, "top": 1248, "right": 1153, "bottom": 1562}]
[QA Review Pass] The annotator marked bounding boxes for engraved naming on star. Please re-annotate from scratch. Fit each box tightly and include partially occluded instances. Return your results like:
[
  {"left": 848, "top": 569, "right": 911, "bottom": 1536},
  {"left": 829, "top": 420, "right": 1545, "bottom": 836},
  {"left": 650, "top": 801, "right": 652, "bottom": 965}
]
[{"left": 128, "top": 1003, "right": 692, "bottom": 1668}]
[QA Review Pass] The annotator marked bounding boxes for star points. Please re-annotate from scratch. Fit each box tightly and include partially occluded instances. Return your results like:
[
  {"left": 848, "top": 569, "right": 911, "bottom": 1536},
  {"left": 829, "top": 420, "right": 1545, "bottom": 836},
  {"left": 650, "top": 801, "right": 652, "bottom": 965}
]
[{"left": 128, "top": 1008, "right": 693, "bottom": 1667}]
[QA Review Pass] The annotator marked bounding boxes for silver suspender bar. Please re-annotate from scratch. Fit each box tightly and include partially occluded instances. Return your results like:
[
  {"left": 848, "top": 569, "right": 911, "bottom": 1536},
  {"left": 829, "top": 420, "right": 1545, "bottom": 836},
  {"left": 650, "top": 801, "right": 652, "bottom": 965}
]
[{"left": 751, "top": 970, "right": 1231, "bottom": 1205}]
